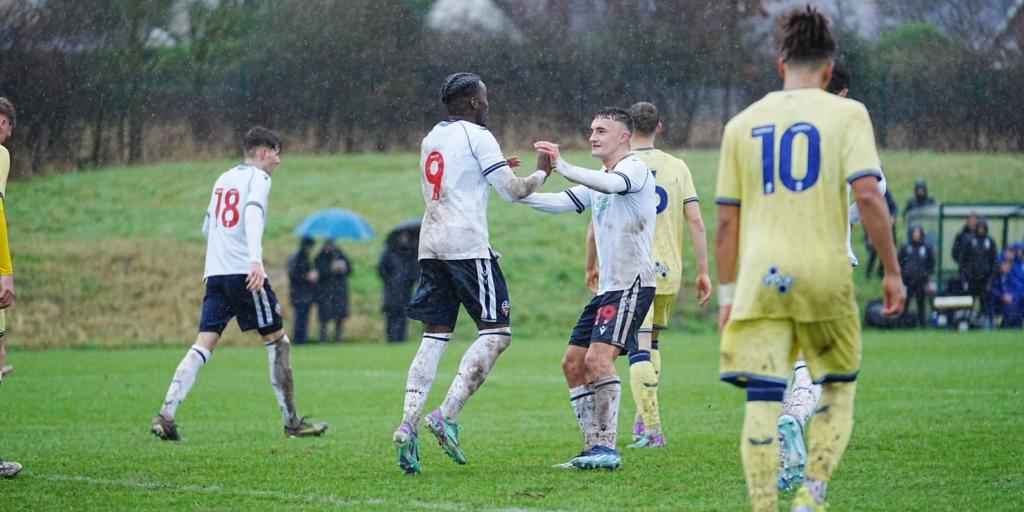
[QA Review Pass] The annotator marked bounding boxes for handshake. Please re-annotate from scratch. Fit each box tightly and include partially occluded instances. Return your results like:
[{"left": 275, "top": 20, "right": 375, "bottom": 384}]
[{"left": 506, "top": 141, "right": 562, "bottom": 177}]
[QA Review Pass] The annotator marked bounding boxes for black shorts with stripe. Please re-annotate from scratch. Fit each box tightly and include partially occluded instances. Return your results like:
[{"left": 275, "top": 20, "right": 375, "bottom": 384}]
[
  {"left": 199, "top": 275, "right": 284, "bottom": 336},
  {"left": 569, "top": 280, "right": 655, "bottom": 354},
  {"left": 406, "top": 257, "right": 511, "bottom": 327}
]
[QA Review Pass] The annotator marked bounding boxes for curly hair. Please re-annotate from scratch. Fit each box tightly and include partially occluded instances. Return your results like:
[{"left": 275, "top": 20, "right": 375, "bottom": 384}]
[{"left": 779, "top": 5, "right": 836, "bottom": 64}]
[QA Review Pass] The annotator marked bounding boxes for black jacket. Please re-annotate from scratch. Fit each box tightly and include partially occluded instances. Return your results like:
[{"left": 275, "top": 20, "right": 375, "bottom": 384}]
[
  {"left": 960, "top": 233, "right": 997, "bottom": 283},
  {"left": 315, "top": 247, "right": 352, "bottom": 318},
  {"left": 898, "top": 241, "right": 935, "bottom": 287},
  {"left": 379, "top": 241, "right": 420, "bottom": 311},
  {"left": 287, "top": 251, "right": 315, "bottom": 305}
]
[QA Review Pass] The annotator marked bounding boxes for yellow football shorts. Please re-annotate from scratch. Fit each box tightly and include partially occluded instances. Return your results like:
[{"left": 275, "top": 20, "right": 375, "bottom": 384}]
[
  {"left": 640, "top": 293, "right": 676, "bottom": 334},
  {"left": 719, "top": 314, "right": 861, "bottom": 387}
]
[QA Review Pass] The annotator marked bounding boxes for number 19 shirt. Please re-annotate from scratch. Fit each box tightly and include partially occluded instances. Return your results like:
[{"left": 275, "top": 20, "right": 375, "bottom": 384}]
[
  {"left": 204, "top": 164, "right": 271, "bottom": 279},
  {"left": 715, "top": 88, "right": 882, "bottom": 322}
]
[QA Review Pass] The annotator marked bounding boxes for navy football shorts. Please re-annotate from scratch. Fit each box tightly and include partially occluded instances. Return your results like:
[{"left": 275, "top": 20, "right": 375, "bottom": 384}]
[
  {"left": 569, "top": 280, "right": 655, "bottom": 354},
  {"left": 407, "top": 257, "right": 511, "bottom": 327},
  {"left": 199, "top": 275, "right": 284, "bottom": 336}
]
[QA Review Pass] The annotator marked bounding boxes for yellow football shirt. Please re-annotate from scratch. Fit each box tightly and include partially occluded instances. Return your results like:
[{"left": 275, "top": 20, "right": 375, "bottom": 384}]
[
  {"left": 0, "top": 144, "right": 12, "bottom": 275},
  {"left": 634, "top": 148, "right": 699, "bottom": 294},
  {"left": 716, "top": 88, "right": 881, "bottom": 322}
]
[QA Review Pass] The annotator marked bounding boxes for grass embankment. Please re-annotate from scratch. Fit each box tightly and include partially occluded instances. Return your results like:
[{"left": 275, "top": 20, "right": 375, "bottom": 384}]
[{"left": 9, "top": 150, "right": 1024, "bottom": 347}]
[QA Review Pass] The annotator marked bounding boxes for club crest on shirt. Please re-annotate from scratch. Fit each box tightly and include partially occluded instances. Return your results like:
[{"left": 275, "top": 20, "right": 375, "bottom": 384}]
[
  {"left": 654, "top": 261, "right": 670, "bottom": 278},
  {"left": 501, "top": 300, "right": 510, "bottom": 316},
  {"left": 762, "top": 266, "right": 794, "bottom": 294},
  {"left": 594, "top": 195, "right": 610, "bottom": 215}
]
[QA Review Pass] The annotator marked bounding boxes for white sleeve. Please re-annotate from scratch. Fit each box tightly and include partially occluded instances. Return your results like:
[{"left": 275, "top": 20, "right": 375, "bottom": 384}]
[
  {"left": 489, "top": 168, "right": 548, "bottom": 202},
  {"left": 244, "top": 173, "right": 271, "bottom": 264},
  {"left": 246, "top": 171, "right": 272, "bottom": 213},
  {"left": 519, "top": 185, "right": 590, "bottom": 214},
  {"left": 848, "top": 169, "right": 885, "bottom": 225},
  {"left": 553, "top": 158, "right": 630, "bottom": 195},
  {"left": 202, "top": 212, "right": 210, "bottom": 238},
  {"left": 244, "top": 204, "right": 264, "bottom": 264}
]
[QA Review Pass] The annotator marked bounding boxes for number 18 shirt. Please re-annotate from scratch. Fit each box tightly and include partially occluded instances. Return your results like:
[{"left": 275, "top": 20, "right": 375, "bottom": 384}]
[
  {"left": 715, "top": 88, "right": 882, "bottom": 322},
  {"left": 204, "top": 164, "right": 271, "bottom": 279},
  {"left": 418, "top": 120, "right": 511, "bottom": 261}
]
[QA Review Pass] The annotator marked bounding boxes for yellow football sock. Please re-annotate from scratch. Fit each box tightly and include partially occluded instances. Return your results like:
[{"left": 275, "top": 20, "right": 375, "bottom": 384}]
[
  {"left": 629, "top": 360, "right": 660, "bottom": 431},
  {"left": 650, "top": 345, "right": 661, "bottom": 376},
  {"left": 741, "top": 400, "right": 783, "bottom": 512},
  {"left": 805, "top": 381, "right": 857, "bottom": 484}
]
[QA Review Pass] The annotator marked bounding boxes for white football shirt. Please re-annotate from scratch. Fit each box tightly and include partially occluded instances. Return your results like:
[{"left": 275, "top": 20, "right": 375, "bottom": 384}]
[
  {"left": 846, "top": 171, "right": 887, "bottom": 266},
  {"left": 203, "top": 164, "right": 271, "bottom": 278},
  {"left": 417, "top": 119, "right": 511, "bottom": 260},
  {"left": 566, "top": 154, "right": 658, "bottom": 295}
]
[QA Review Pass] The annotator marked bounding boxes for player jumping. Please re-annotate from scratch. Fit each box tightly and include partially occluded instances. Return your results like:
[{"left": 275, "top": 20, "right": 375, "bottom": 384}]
[
  {"left": 521, "top": 107, "right": 657, "bottom": 470},
  {"left": 151, "top": 127, "right": 327, "bottom": 441},
  {"left": 715, "top": 7, "right": 905, "bottom": 511},
  {"left": 393, "top": 73, "right": 551, "bottom": 475}
]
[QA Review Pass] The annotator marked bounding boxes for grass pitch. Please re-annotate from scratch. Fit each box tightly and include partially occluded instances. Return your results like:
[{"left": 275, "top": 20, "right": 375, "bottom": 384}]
[{"left": 1, "top": 329, "right": 1021, "bottom": 510}]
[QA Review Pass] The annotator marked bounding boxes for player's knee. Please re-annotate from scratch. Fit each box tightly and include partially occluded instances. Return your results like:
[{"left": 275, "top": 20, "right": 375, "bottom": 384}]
[
  {"left": 583, "top": 349, "right": 614, "bottom": 376},
  {"left": 746, "top": 381, "right": 786, "bottom": 402},
  {"left": 480, "top": 327, "right": 511, "bottom": 352},
  {"left": 562, "top": 352, "right": 585, "bottom": 380}
]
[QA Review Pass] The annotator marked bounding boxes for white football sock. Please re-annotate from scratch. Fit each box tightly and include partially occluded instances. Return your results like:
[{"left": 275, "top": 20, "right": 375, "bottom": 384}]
[
  {"left": 401, "top": 332, "right": 452, "bottom": 432},
  {"left": 440, "top": 328, "right": 511, "bottom": 422},
  {"left": 570, "top": 383, "right": 598, "bottom": 450},
  {"left": 159, "top": 344, "right": 211, "bottom": 421},
  {"left": 266, "top": 335, "right": 298, "bottom": 425},
  {"left": 783, "top": 361, "right": 821, "bottom": 427},
  {"left": 592, "top": 376, "right": 622, "bottom": 448}
]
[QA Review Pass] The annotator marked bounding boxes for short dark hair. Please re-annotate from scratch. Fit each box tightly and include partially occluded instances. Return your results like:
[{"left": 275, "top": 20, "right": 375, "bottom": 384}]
[
  {"left": 594, "top": 107, "right": 633, "bottom": 133},
  {"left": 243, "top": 126, "right": 281, "bottom": 155},
  {"left": 826, "top": 57, "right": 851, "bottom": 94},
  {"left": 0, "top": 97, "right": 16, "bottom": 128},
  {"left": 629, "top": 102, "right": 659, "bottom": 135},
  {"left": 440, "top": 72, "right": 483, "bottom": 113},
  {"left": 779, "top": 5, "right": 836, "bottom": 64}
]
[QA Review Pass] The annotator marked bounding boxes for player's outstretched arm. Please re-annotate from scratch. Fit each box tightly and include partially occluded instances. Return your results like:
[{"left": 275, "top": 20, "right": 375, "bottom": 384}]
[
  {"left": 853, "top": 176, "right": 906, "bottom": 316},
  {"left": 715, "top": 205, "right": 740, "bottom": 330},
  {"left": 518, "top": 187, "right": 588, "bottom": 214},
  {"left": 533, "top": 141, "right": 627, "bottom": 195},
  {"left": 683, "top": 202, "right": 712, "bottom": 307},
  {"left": 487, "top": 163, "right": 550, "bottom": 202}
]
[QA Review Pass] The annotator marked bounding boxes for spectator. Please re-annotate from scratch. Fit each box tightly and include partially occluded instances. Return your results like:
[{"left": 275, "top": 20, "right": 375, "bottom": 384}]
[
  {"left": 314, "top": 239, "right": 352, "bottom": 343},
  {"left": 287, "top": 237, "right": 318, "bottom": 344},
  {"left": 989, "top": 256, "right": 1023, "bottom": 328},
  {"left": 951, "top": 213, "right": 979, "bottom": 270},
  {"left": 960, "top": 220, "right": 998, "bottom": 318},
  {"left": 898, "top": 225, "right": 936, "bottom": 327},
  {"left": 379, "top": 229, "right": 420, "bottom": 342},
  {"left": 864, "top": 189, "right": 898, "bottom": 279},
  {"left": 903, "top": 178, "right": 936, "bottom": 221}
]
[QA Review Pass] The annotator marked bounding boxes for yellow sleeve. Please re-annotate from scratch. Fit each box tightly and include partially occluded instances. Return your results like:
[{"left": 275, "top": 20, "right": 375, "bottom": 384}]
[
  {"left": 715, "top": 121, "right": 742, "bottom": 205},
  {"left": 842, "top": 103, "right": 883, "bottom": 183},
  {"left": 0, "top": 145, "right": 9, "bottom": 197},
  {"left": 681, "top": 165, "right": 699, "bottom": 204},
  {"left": 0, "top": 199, "right": 12, "bottom": 275}
]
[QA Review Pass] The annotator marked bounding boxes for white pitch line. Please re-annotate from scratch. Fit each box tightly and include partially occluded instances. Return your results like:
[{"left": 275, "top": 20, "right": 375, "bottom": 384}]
[{"left": 27, "top": 473, "right": 563, "bottom": 512}]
